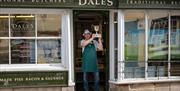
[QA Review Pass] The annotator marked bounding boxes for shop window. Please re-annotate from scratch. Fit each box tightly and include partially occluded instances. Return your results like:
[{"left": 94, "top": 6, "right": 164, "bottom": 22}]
[
  {"left": 111, "top": 10, "right": 180, "bottom": 82},
  {"left": 0, "top": 14, "right": 62, "bottom": 64},
  {"left": 148, "top": 12, "right": 169, "bottom": 77},
  {"left": 170, "top": 12, "right": 180, "bottom": 76},
  {"left": 124, "top": 11, "right": 145, "bottom": 78}
]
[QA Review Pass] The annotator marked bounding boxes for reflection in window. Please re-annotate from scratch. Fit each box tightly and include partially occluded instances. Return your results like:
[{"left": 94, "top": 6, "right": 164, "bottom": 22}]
[
  {"left": 0, "top": 14, "right": 9, "bottom": 37},
  {"left": 37, "top": 39, "right": 61, "bottom": 64},
  {"left": 37, "top": 14, "right": 62, "bottom": 37},
  {"left": 10, "top": 14, "right": 35, "bottom": 37},
  {"left": 124, "top": 11, "right": 145, "bottom": 78},
  {"left": 170, "top": 13, "right": 180, "bottom": 76},
  {"left": 11, "top": 39, "right": 35, "bottom": 64},
  {"left": 0, "top": 39, "right": 9, "bottom": 64},
  {"left": 148, "top": 12, "right": 169, "bottom": 77}
]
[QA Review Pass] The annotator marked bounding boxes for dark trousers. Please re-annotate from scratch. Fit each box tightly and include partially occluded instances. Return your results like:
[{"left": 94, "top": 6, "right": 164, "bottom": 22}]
[{"left": 83, "top": 72, "right": 99, "bottom": 91}]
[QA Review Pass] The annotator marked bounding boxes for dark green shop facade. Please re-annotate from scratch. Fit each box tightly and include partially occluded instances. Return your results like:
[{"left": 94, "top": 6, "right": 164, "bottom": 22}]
[{"left": 0, "top": 0, "right": 180, "bottom": 91}]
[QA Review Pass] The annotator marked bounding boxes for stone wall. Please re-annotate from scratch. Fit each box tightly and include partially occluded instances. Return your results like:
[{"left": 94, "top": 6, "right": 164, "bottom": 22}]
[
  {"left": 110, "top": 82, "right": 180, "bottom": 91},
  {"left": 0, "top": 86, "right": 74, "bottom": 91}
]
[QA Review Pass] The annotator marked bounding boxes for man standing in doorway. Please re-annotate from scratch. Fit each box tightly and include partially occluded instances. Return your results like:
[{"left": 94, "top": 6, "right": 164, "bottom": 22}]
[{"left": 81, "top": 29, "right": 103, "bottom": 91}]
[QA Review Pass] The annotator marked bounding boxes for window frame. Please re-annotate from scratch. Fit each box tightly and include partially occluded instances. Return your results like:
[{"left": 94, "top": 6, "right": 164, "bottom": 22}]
[
  {"left": 0, "top": 8, "right": 71, "bottom": 72},
  {"left": 109, "top": 10, "right": 180, "bottom": 84}
]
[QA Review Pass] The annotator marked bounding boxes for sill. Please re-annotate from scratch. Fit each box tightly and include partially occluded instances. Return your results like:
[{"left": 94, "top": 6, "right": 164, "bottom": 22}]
[
  {"left": 0, "top": 64, "right": 68, "bottom": 72},
  {"left": 109, "top": 78, "right": 180, "bottom": 84}
]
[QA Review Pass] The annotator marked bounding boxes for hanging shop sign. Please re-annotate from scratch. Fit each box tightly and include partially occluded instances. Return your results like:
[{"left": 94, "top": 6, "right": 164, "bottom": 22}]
[
  {"left": 0, "top": 71, "right": 68, "bottom": 88},
  {"left": 119, "top": 0, "right": 180, "bottom": 9}
]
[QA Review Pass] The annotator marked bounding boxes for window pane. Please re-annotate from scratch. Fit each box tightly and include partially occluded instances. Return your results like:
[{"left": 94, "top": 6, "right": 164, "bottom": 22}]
[
  {"left": 37, "top": 39, "right": 61, "bottom": 64},
  {"left": 170, "top": 12, "right": 180, "bottom": 76},
  {"left": 148, "top": 12, "right": 168, "bottom": 60},
  {"left": 124, "top": 11, "right": 145, "bottom": 78},
  {"left": 124, "top": 62, "right": 145, "bottom": 78},
  {"left": 0, "top": 14, "right": 9, "bottom": 37},
  {"left": 148, "top": 12, "right": 169, "bottom": 77},
  {"left": 11, "top": 39, "right": 35, "bottom": 64},
  {"left": 10, "top": 14, "right": 35, "bottom": 37},
  {"left": 0, "top": 39, "right": 9, "bottom": 64},
  {"left": 37, "top": 14, "right": 62, "bottom": 37},
  {"left": 147, "top": 61, "right": 168, "bottom": 77}
]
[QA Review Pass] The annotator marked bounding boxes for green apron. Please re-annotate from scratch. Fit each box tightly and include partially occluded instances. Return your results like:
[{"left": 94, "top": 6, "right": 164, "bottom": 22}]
[{"left": 82, "top": 43, "right": 98, "bottom": 72}]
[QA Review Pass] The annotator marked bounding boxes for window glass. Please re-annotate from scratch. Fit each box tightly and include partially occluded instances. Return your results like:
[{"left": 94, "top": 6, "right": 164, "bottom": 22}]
[
  {"left": 37, "top": 14, "right": 62, "bottom": 37},
  {"left": 170, "top": 12, "right": 180, "bottom": 76},
  {"left": 11, "top": 39, "right": 35, "bottom": 64},
  {"left": 148, "top": 12, "right": 168, "bottom": 77},
  {"left": 0, "top": 13, "right": 63, "bottom": 65},
  {"left": 37, "top": 39, "right": 61, "bottom": 64},
  {"left": 124, "top": 11, "right": 145, "bottom": 78},
  {"left": 0, "top": 39, "right": 9, "bottom": 64},
  {"left": 10, "top": 14, "right": 35, "bottom": 37},
  {"left": 0, "top": 14, "right": 9, "bottom": 37}
]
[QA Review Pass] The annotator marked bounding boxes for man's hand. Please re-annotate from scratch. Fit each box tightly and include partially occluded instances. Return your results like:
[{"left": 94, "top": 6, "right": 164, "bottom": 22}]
[{"left": 92, "top": 34, "right": 97, "bottom": 39}]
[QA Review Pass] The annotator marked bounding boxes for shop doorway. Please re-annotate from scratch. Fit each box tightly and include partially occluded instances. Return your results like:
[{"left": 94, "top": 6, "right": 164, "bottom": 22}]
[{"left": 73, "top": 10, "right": 109, "bottom": 91}]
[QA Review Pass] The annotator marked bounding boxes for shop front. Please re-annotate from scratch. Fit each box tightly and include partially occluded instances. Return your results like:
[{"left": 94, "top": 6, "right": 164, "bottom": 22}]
[{"left": 0, "top": 0, "right": 180, "bottom": 91}]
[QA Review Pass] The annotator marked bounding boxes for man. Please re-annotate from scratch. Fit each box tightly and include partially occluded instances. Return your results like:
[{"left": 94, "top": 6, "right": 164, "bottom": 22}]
[{"left": 81, "top": 29, "right": 103, "bottom": 91}]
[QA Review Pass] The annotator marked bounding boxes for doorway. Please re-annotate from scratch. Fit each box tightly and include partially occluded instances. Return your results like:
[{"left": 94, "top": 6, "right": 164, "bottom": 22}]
[{"left": 73, "top": 10, "right": 109, "bottom": 91}]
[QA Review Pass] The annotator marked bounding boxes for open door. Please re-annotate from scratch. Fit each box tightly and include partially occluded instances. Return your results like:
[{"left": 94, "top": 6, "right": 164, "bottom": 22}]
[{"left": 73, "top": 10, "right": 109, "bottom": 91}]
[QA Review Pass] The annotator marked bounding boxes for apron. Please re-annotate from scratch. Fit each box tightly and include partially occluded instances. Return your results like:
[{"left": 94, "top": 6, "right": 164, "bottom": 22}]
[{"left": 82, "top": 43, "right": 98, "bottom": 72}]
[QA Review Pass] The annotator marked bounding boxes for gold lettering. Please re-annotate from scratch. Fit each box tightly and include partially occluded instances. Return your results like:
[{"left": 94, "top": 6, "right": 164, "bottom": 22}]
[
  {"left": 79, "top": 0, "right": 87, "bottom": 5},
  {"left": 87, "top": 0, "right": 94, "bottom": 5},
  {"left": 107, "top": 0, "right": 113, "bottom": 6},
  {"left": 101, "top": 0, "right": 106, "bottom": 5}
]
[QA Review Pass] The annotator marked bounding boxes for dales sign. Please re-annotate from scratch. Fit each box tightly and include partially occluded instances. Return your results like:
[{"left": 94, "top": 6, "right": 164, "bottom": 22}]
[
  {"left": 0, "top": 0, "right": 117, "bottom": 8},
  {"left": 0, "top": 71, "right": 68, "bottom": 87}
]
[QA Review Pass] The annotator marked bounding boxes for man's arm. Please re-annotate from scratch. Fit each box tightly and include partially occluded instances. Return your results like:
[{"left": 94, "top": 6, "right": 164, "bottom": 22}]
[{"left": 81, "top": 34, "right": 96, "bottom": 47}]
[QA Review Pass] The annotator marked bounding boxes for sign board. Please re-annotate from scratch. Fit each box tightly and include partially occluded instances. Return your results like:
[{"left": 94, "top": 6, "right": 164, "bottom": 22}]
[
  {"left": 0, "top": 0, "right": 117, "bottom": 9},
  {"left": 0, "top": 71, "right": 68, "bottom": 88},
  {"left": 0, "top": 0, "right": 179, "bottom": 9},
  {"left": 119, "top": 0, "right": 180, "bottom": 9}
]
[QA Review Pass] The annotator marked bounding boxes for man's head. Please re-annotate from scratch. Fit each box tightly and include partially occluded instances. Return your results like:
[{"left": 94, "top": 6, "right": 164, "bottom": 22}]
[{"left": 83, "top": 29, "right": 92, "bottom": 39}]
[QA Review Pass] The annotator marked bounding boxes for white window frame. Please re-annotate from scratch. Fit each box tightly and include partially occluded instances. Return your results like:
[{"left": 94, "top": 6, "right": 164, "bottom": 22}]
[
  {"left": 0, "top": 8, "right": 71, "bottom": 72},
  {"left": 109, "top": 10, "right": 180, "bottom": 84}
]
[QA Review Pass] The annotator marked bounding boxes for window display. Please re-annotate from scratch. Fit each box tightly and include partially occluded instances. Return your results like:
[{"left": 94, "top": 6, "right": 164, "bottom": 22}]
[
  {"left": 0, "top": 14, "right": 62, "bottom": 64},
  {"left": 148, "top": 12, "right": 169, "bottom": 77},
  {"left": 124, "top": 11, "right": 145, "bottom": 78},
  {"left": 37, "top": 39, "right": 61, "bottom": 64},
  {"left": 11, "top": 39, "right": 35, "bottom": 64}
]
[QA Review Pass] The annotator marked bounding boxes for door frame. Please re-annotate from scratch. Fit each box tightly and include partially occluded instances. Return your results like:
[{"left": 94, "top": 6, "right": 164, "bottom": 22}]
[{"left": 72, "top": 10, "right": 110, "bottom": 91}]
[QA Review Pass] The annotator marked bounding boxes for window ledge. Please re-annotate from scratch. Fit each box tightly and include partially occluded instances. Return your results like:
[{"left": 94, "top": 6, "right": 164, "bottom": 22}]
[
  {"left": 0, "top": 64, "right": 68, "bottom": 72},
  {"left": 109, "top": 78, "right": 180, "bottom": 84}
]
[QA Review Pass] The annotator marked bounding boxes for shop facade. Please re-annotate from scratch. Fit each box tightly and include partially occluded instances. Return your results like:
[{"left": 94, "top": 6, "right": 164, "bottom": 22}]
[{"left": 0, "top": 0, "right": 180, "bottom": 91}]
